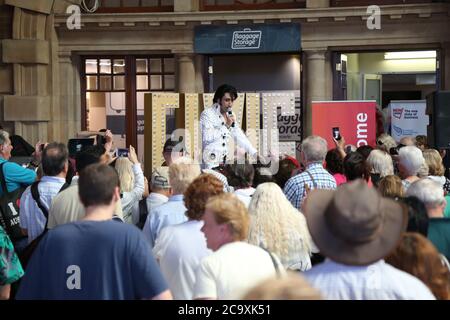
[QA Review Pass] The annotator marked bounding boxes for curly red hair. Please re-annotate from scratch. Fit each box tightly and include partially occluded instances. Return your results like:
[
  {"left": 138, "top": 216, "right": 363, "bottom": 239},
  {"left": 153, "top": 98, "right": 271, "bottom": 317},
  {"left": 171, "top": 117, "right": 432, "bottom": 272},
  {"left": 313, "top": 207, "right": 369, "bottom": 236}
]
[
  {"left": 386, "top": 232, "right": 450, "bottom": 300},
  {"left": 183, "top": 174, "right": 224, "bottom": 220}
]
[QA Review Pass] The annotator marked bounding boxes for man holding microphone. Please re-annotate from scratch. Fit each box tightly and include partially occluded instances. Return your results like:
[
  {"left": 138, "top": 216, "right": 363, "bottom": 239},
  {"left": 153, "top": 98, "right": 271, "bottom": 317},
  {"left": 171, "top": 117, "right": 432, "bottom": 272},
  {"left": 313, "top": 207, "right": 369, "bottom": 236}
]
[{"left": 200, "top": 84, "right": 257, "bottom": 169}]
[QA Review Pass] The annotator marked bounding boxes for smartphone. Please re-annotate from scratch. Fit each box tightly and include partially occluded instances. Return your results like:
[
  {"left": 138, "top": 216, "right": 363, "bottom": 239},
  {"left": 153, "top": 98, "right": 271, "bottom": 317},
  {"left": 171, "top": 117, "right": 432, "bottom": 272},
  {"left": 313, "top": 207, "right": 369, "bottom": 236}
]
[
  {"left": 116, "top": 148, "right": 129, "bottom": 158},
  {"left": 332, "top": 127, "right": 341, "bottom": 141}
]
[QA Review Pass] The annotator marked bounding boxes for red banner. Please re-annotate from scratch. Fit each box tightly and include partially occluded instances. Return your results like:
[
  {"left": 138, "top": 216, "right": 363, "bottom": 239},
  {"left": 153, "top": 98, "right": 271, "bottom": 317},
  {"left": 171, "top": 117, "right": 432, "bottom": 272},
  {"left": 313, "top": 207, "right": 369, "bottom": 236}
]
[{"left": 312, "top": 101, "right": 377, "bottom": 149}]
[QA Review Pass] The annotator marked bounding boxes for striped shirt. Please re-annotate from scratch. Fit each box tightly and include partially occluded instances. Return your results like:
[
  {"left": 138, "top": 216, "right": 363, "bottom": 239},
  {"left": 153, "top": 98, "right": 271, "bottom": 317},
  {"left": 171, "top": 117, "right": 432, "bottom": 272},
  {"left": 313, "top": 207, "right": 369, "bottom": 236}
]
[
  {"left": 19, "top": 176, "right": 66, "bottom": 244},
  {"left": 284, "top": 163, "right": 336, "bottom": 210}
]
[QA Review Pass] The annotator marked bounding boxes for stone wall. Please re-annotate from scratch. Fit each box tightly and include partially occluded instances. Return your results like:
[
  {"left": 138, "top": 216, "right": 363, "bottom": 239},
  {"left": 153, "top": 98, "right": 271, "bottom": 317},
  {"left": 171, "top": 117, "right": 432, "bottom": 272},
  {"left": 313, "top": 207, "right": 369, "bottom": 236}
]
[{"left": 1, "top": 0, "right": 81, "bottom": 145}]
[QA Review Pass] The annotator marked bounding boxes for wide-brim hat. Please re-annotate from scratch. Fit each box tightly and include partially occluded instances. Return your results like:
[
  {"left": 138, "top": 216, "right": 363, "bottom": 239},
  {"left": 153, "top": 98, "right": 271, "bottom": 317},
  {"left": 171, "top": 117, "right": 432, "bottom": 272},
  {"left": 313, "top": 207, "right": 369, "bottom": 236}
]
[{"left": 305, "top": 179, "right": 406, "bottom": 266}]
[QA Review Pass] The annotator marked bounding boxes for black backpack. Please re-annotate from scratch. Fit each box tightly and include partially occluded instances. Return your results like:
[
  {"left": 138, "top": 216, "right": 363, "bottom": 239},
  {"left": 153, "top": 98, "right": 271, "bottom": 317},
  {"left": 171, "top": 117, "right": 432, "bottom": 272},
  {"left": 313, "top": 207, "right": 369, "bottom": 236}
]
[
  {"left": 18, "top": 180, "right": 69, "bottom": 269},
  {"left": 0, "top": 162, "right": 28, "bottom": 242}
]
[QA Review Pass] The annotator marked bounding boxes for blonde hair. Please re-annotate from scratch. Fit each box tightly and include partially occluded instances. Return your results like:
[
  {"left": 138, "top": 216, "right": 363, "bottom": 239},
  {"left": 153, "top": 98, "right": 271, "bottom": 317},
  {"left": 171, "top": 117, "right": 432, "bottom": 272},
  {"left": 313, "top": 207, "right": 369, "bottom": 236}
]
[
  {"left": 115, "top": 157, "right": 134, "bottom": 193},
  {"left": 242, "top": 272, "right": 322, "bottom": 300},
  {"left": 247, "top": 183, "right": 312, "bottom": 268},
  {"left": 378, "top": 175, "right": 404, "bottom": 199},
  {"left": 423, "top": 149, "right": 445, "bottom": 177},
  {"left": 205, "top": 193, "right": 249, "bottom": 241},
  {"left": 169, "top": 157, "right": 201, "bottom": 194}
]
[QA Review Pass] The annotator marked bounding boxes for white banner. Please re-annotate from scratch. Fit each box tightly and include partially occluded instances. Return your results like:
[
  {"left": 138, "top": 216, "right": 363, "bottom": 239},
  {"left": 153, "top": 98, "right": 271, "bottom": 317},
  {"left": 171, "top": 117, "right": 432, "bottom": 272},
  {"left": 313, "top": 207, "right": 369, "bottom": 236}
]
[{"left": 389, "top": 100, "right": 429, "bottom": 142}]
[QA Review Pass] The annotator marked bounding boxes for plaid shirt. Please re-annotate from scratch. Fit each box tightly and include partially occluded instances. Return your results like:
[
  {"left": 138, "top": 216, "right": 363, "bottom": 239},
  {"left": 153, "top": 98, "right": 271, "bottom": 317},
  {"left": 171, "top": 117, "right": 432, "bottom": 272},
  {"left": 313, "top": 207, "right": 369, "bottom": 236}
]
[{"left": 284, "top": 163, "right": 337, "bottom": 210}]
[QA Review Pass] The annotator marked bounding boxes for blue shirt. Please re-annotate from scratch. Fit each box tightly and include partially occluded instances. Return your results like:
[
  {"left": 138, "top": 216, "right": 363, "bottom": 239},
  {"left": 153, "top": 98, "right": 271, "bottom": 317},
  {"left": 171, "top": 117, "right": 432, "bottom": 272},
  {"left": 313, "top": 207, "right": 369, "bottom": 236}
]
[
  {"left": 303, "top": 259, "right": 435, "bottom": 300},
  {"left": 16, "top": 220, "right": 168, "bottom": 300},
  {"left": 284, "top": 163, "right": 336, "bottom": 210},
  {"left": 143, "top": 194, "right": 187, "bottom": 248},
  {"left": 0, "top": 158, "right": 36, "bottom": 196}
]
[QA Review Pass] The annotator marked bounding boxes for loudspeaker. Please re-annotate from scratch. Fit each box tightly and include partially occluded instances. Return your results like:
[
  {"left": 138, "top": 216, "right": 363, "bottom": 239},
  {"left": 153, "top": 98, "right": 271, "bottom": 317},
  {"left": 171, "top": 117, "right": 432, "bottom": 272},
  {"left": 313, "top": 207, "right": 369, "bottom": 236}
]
[{"left": 426, "top": 91, "right": 450, "bottom": 149}]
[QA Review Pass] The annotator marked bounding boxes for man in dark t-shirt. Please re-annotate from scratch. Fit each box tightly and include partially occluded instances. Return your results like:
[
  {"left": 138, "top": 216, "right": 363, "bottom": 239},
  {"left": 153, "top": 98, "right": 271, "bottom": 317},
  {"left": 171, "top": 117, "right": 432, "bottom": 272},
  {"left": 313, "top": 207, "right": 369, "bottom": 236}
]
[{"left": 16, "top": 164, "right": 172, "bottom": 300}]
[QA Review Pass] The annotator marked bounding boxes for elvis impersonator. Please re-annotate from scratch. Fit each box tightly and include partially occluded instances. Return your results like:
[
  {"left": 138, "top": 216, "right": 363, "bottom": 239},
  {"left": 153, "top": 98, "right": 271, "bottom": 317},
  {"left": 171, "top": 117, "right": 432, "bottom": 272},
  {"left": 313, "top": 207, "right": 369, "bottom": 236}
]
[{"left": 200, "top": 84, "right": 257, "bottom": 169}]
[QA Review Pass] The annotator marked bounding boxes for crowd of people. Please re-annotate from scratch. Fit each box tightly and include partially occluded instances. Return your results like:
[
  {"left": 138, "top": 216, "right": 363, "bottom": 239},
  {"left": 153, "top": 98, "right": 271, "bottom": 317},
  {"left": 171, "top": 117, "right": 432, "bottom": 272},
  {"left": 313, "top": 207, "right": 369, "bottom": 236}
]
[{"left": 1, "top": 127, "right": 450, "bottom": 300}]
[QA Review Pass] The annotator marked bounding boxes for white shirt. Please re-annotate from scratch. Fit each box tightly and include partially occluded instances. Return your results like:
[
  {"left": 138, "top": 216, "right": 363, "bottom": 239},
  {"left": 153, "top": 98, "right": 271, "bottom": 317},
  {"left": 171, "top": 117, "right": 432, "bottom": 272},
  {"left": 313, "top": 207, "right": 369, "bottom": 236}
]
[
  {"left": 234, "top": 188, "right": 255, "bottom": 208},
  {"left": 153, "top": 220, "right": 212, "bottom": 300},
  {"left": 131, "top": 192, "right": 168, "bottom": 225},
  {"left": 200, "top": 104, "right": 257, "bottom": 169},
  {"left": 193, "top": 241, "right": 282, "bottom": 300},
  {"left": 304, "top": 259, "right": 436, "bottom": 300}
]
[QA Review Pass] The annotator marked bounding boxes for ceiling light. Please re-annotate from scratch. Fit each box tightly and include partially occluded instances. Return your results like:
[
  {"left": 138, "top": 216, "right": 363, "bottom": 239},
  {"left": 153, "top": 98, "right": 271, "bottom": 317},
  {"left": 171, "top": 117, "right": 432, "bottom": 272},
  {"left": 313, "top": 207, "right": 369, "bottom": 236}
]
[{"left": 384, "top": 51, "right": 436, "bottom": 60}]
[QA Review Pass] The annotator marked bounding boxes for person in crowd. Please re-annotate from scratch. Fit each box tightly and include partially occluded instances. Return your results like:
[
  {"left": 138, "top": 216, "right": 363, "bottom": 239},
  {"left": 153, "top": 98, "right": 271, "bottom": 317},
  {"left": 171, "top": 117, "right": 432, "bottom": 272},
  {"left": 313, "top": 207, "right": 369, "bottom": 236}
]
[
  {"left": 417, "top": 162, "right": 430, "bottom": 179},
  {"left": 356, "top": 145, "right": 374, "bottom": 161},
  {"left": 0, "top": 130, "right": 38, "bottom": 251},
  {"left": 366, "top": 149, "right": 394, "bottom": 187},
  {"left": 242, "top": 272, "right": 322, "bottom": 300},
  {"left": 153, "top": 174, "right": 223, "bottom": 300},
  {"left": 253, "top": 166, "right": 276, "bottom": 187},
  {"left": 400, "top": 136, "right": 416, "bottom": 147},
  {"left": 343, "top": 152, "right": 370, "bottom": 183},
  {"left": 0, "top": 130, "right": 37, "bottom": 196},
  {"left": 248, "top": 182, "right": 312, "bottom": 271},
  {"left": 400, "top": 196, "right": 429, "bottom": 236},
  {"left": 0, "top": 226, "right": 24, "bottom": 300},
  {"left": 193, "top": 193, "right": 282, "bottom": 300},
  {"left": 224, "top": 162, "right": 255, "bottom": 207},
  {"left": 16, "top": 164, "right": 172, "bottom": 300},
  {"left": 274, "top": 157, "right": 300, "bottom": 189},
  {"left": 284, "top": 136, "right": 336, "bottom": 210},
  {"left": 415, "top": 135, "right": 428, "bottom": 151},
  {"left": 406, "top": 178, "right": 450, "bottom": 261},
  {"left": 386, "top": 232, "right": 450, "bottom": 300},
  {"left": 114, "top": 146, "right": 145, "bottom": 223},
  {"left": 19, "top": 143, "right": 68, "bottom": 244},
  {"left": 325, "top": 149, "right": 346, "bottom": 186},
  {"left": 378, "top": 175, "right": 404, "bottom": 199},
  {"left": 47, "top": 145, "right": 124, "bottom": 229},
  {"left": 398, "top": 146, "right": 425, "bottom": 191},
  {"left": 143, "top": 157, "right": 200, "bottom": 248},
  {"left": 200, "top": 84, "right": 257, "bottom": 169},
  {"left": 202, "top": 167, "right": 232, "bottom": 192},
  {"left": 162, "top": 138, "right": 185, "bottom": 167},
  {"left": 345, "top": 144, "right": 357, "bottom": 154},
  {"left": 131, "top": 167, "right": 171, "bottom": 226},
  {"left": 423, "top": 148, "right": 450, "bottom": 194},
  {"left": 303, "top": 179, "right": 435, "bottom": 300},
  {"left": 376, "top": 133, "right": 397, "bottom": 154}
]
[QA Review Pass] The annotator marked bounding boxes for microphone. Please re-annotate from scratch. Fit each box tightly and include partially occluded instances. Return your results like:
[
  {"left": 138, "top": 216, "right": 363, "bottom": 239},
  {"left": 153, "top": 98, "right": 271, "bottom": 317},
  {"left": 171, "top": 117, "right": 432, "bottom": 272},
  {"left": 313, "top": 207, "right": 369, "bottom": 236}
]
[{"left": 227, "top": 107, "right": 233, "bottom": 116}]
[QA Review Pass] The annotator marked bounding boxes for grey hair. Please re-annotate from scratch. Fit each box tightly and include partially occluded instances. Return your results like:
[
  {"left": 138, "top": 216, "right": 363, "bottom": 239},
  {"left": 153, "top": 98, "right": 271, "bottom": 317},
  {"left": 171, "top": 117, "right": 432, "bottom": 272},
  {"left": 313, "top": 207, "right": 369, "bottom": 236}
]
[
  {"left": 0, "top": 130, "right": 10, "bottom": 146},
  {"left": 377, "top": 133, "right": 397, "bottom": 152},
  {"left": 398, "top": 146, "right": 425, "bottom": 177},
  {"left": 301, "top": 136, "right": 328, "bottom": 163},
  {"left": 406, "top": 178, "right": 445, "bottom": 208},
  {"left": 366, "top": 149, "right": 394, "bottom": 177}
]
